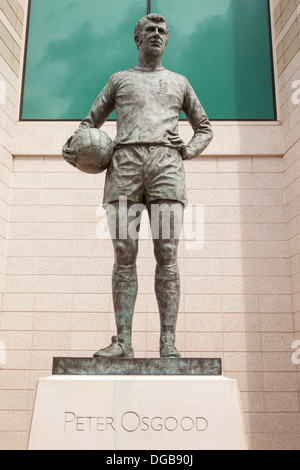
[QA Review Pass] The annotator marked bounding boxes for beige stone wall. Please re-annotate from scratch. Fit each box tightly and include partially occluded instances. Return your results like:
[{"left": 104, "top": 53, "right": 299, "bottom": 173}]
[
  {"left": 0, "top": 0, "right": 25, "bottom": 450},
  {"left": 0, "top": 0, "right": 23, "bottom": 300},
  {"left": 0, "top": 0, "right": 24, "bottom": 278},
  {"left": 0, "top": 0, "right": 300, "bottom": 451},
  {"left": 3, "top": 154, "right": 299, "bottom": 450},
  {"left": 274, "top": 0, "right": 300, "bottom": 77},
  {"left": 274, "top": 0, "right": 300, "bottom": 429},
  {"left": 6, "top": 152, "right": 299, "bottom": 450},
  {"left": 0, "top": 0, "right": 24, "bottom": 323}
]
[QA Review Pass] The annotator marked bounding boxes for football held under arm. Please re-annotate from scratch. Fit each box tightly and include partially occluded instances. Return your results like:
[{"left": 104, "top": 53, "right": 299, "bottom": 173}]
[{"left": 182, "top": 80, "right": 213, "bottom": 160}]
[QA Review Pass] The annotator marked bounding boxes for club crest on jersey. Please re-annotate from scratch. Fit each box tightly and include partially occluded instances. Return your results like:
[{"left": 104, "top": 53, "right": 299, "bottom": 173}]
[{"left": 159, "top": 80, "right": 168, "bottom": 93}]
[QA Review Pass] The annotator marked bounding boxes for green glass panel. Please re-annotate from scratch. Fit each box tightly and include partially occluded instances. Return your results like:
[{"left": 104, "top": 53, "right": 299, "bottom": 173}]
[
  {"left": 21, "top": 0, "right": 275, "bottom": 120},
  {"left": 151, "top": 0, "right": 276, "bottom": 120},
  {"left": 21, "top": 0, "right": 147, "bottom": 120}
]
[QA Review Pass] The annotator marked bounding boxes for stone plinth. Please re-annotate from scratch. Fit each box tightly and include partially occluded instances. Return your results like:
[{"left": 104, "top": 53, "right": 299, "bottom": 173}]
[
  {"left": 52, "top": 357, "right": 222, "bottom": 376},
  {"left": 27, "top": 361, "right": 247, "bottom": 450}
]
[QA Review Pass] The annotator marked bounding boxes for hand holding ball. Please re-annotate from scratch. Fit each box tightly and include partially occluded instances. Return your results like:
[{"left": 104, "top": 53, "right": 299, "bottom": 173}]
[{"left": 62, "top": 128, "right": 114, "bottom": 174}]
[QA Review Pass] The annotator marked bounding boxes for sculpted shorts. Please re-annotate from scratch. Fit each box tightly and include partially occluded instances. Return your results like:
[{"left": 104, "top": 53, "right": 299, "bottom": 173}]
[{"left": 103, "top": 145, "right": 188, "bottom": 207}]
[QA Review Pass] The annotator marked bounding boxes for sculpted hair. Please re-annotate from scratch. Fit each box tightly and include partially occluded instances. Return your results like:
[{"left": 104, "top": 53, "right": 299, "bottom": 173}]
[{"left": 134, "top": 14, "right": 169, "bottom": 49}]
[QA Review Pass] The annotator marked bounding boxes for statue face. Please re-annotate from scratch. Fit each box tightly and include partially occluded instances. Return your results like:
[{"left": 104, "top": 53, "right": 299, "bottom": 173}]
[{"left": 138, "top": 20, "right": 168, "bottom": 56}]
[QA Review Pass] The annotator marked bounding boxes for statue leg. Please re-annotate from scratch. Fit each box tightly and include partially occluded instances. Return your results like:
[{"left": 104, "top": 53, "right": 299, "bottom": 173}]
[
  {"left": 149, "top": 200, "right": 183, "bottom": 358},
  {"left": 94, "top": 200, "right": 142, "bottom": 358}
]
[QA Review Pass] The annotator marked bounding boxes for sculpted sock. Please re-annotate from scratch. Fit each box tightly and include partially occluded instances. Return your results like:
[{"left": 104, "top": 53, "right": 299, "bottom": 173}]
[
  {"left": 112, "top": 264, "right": 138, "bottom": 345},
  {"left": 155, "top": 263, "right": 180, "bottom": 342}
]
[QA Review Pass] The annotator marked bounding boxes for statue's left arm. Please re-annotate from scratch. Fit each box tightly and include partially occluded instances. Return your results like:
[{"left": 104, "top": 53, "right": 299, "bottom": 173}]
[{"left": 181, "top": 80, "right": 213, "bottom": 160}]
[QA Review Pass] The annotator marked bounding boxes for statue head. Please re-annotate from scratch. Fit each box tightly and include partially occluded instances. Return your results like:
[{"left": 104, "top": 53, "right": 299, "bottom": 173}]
[{"left": 134, "top": 14, "right": 169, "bottom": 55}]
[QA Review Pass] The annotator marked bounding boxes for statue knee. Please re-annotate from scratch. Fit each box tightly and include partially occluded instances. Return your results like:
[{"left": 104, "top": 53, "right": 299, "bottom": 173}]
[
  {"left": 114, "top": 239, "right": 138, "bottom": 266},
  {"left": 154, "top": 240, "right": 178, "bottom": 267}
]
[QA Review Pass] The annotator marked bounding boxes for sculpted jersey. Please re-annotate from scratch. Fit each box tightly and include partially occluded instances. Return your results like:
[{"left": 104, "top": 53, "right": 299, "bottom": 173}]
[{"left": 78, "top": 67, "right": 213, "bottom": 159}]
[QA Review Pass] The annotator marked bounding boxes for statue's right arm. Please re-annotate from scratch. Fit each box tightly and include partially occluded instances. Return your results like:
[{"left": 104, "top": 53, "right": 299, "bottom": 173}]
[
  {"left": 77, "top": 78, "right": 116, "bottom": 131},
  {"left": 62, "top": 77, "right": 116, "bottom": 160}
]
